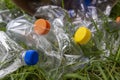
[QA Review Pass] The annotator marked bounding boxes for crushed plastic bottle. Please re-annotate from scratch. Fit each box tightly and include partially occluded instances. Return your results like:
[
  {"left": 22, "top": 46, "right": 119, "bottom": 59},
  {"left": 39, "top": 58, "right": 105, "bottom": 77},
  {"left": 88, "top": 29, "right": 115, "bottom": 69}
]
[
  {"left": 77, "top": 19, "right": 120, "bottom": 58},
  {"left": 67, "top": 17, "right": 112, "bottom": 58},
  {"left": 6, "top": 17, "right": 59, "bottom": 55},
  {"left": 0, "top": 31, "right": 39, "bottom": 79},
  {"left": 6, "top": 16, "right": 64, "bottom": 77},
  {"left": 52, "top": 18, "right": 89, "bottom": 66},
  {"left": 67, "top": 0, "right": 118, "bottom": 26}
]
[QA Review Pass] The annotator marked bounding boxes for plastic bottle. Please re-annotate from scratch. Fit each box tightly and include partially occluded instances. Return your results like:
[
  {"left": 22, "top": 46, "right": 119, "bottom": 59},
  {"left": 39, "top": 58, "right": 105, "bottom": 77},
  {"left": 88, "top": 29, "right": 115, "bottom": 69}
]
[
  {"left": 74, "top": 19, "right": 120, "bottom": 58},
  {"left": 0, "top": 31, "right": 39, "bottom": 79},
  {"left": 65, "top": 16, "right": 111, "bottom": 58},
  {"left": 6, "top": 15, "right": 64, "bottom": 71},
  {"left": 68, "top": 0, "right": 118, "bottom": 23},
  {"left": 7, "top": 17, "right": 58, "bottom": 53}
]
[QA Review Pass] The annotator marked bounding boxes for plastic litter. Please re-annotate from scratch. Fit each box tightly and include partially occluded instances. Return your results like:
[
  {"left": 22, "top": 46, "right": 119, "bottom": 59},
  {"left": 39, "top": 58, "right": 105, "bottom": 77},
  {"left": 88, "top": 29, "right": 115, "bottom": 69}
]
[
  {"left": 6, "top": 15, "right": 91, "bottom": 79},
  {"left": 0, "top": 31, "right": 39, "bottom": 79},
  {"left": 4, "top": 0, "right": 120, "bottom": 79},
  {"left": 6, "top": 15, "right": 64, "bottom": 78},
  {"left": 0, "top": 10, "right": 12, "bottom": 24}
]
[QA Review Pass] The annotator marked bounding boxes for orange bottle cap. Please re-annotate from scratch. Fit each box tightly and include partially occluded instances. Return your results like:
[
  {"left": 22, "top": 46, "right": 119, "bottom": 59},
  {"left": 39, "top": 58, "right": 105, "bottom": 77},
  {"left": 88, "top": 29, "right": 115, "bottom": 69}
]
[
  {"left": 34, "top": 19, "right": 51, "bottom": 35},
  {"left": 116, "top": 17, "right": 120, "bottom": 23}
]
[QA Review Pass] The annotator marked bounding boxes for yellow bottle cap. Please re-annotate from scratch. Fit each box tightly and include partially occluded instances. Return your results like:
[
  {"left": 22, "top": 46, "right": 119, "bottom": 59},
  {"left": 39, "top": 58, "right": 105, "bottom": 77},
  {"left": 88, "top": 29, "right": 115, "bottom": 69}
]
[{"left": 74, "top": 26, "right": 92, "bottom": 45}]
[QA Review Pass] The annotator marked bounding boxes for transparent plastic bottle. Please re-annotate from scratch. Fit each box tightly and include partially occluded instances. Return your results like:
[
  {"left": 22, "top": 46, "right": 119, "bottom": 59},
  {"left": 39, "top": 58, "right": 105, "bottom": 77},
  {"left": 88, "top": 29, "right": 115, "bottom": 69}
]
[
  {"left": 6, "top": 15, "right": 64, "bottom": 72},
  {"left": 0, "top": 31, "right": 39, "bottom": 79},
  {"left": 7, "top": 17, "right": 62, "bottom": 58},
  {"left": 68, "top": 0, "right": 118, "bottom": 24},
  {"left": 99, "top": 20, "right": 120, "bottom": 56},
  {"left": 73, "top": 19, "right": 120, "bottom": 58}
]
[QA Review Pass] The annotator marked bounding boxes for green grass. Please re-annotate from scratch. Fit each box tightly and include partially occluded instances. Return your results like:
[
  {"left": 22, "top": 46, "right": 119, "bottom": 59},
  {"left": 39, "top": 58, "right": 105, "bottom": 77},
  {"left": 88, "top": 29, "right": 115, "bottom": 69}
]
[{"left": 1, "top": 0, "right": 120, "bottom": 80}]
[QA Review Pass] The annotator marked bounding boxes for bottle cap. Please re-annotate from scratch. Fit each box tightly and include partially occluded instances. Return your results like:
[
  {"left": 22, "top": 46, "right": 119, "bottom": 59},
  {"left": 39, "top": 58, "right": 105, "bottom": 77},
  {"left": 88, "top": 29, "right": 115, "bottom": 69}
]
[
  {"left": 74, "top": 26, "right": 91, "bottom": 45},
  {"left": 84, "top": 0, "right": 91, "bottom": 7},
  {"left": 116, "top": 17, "right": 120, "bottom": 23},
  {"left": 34, "top": 19, "right": 51, "bottom": 35},
  {"left": 24, "top": 50, "right": 39, "bottom": 65}
]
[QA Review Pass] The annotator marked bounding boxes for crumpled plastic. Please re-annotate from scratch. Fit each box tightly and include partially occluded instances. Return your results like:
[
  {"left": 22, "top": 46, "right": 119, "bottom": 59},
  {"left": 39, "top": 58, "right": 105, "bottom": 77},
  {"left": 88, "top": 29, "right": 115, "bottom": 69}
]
[
  {"left": 32, "top": 1, "right": 120, "bottom": 79},
  {"left": 2, "top": 0, "right": 120, "bottom": 80},
  {"left": 67, "top": 0, "right": 118, "bottom": 18},
  {"left": 0, "top": 9, "right": 23, "bottom": 24},
  {"left": 0, "top": 10, "right": 13, "bottom": 24}
]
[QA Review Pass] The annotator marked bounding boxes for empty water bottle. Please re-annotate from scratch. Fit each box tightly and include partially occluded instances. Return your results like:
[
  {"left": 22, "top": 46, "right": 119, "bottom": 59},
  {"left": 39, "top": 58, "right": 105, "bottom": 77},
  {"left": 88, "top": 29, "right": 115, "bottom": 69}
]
[
  {"left": 68, "top": 0, "right": 118, "bottom": 24},
  {"left": 6, "top": 15, "right": 63, "bottom": 71},
  {"left": 78, "top": 19, "right": 120, "bottom": 58},
  {"left": 0, "top": 31, "right": 39, "bottom": 79}
]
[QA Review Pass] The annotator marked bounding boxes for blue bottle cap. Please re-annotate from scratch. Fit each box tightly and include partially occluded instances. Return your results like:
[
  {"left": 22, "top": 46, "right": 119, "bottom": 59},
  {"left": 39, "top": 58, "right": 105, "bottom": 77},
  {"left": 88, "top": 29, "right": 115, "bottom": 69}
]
[
  {"left": 24, "top": 50, "right": 39, "bottom": 65},
  {"left": 84, "top": 0, "right": 91, "bottom": 7}
]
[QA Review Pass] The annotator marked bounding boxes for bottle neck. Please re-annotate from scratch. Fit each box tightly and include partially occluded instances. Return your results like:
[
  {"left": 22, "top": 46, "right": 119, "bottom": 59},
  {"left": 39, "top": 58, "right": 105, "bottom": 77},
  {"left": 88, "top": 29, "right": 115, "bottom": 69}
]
[{"left": 20, "top": 51, "right": 26, "bottom": 65}]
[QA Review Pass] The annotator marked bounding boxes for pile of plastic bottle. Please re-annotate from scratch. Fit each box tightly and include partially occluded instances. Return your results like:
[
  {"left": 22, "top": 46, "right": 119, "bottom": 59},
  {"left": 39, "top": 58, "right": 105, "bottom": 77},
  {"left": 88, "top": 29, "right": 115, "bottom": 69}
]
[{"left": 0, "top": 0, "right": 120, "bottom": 80}]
